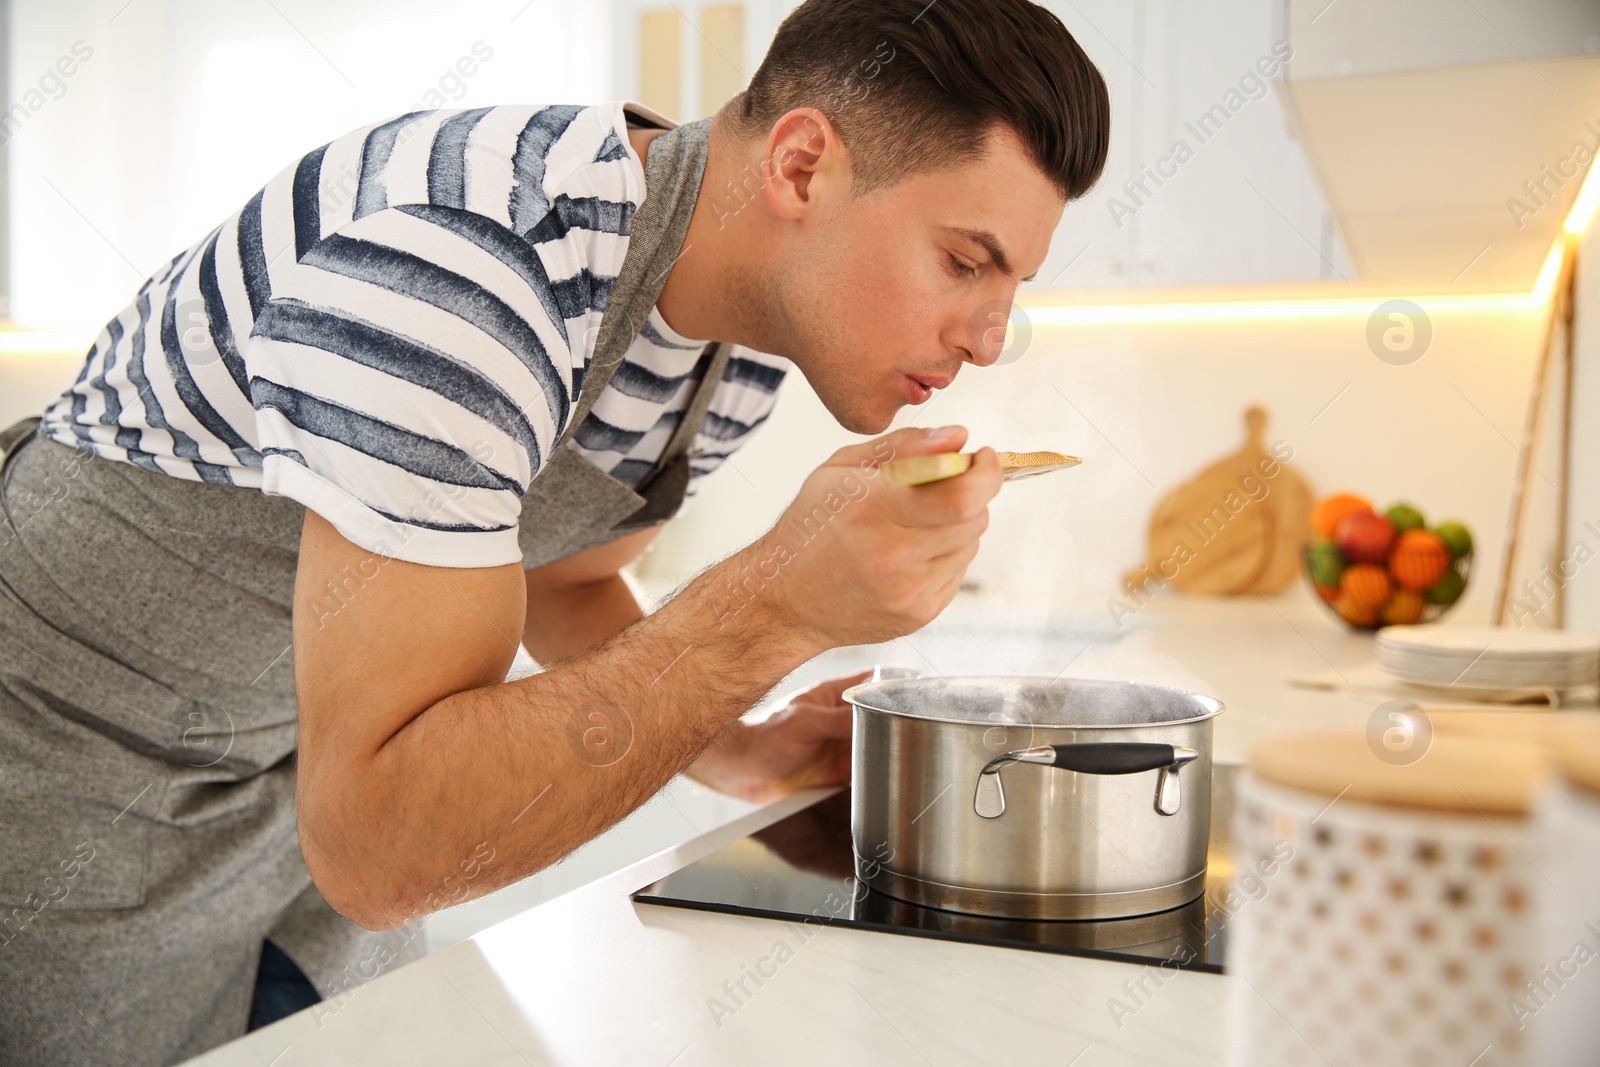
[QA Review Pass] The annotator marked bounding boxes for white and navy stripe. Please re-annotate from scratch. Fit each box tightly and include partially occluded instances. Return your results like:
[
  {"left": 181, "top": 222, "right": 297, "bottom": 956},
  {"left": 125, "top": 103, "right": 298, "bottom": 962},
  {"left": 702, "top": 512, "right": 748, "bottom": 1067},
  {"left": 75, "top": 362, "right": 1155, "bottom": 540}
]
[{"left": 40, "top": 104, "right": 786, "bottom": 568}]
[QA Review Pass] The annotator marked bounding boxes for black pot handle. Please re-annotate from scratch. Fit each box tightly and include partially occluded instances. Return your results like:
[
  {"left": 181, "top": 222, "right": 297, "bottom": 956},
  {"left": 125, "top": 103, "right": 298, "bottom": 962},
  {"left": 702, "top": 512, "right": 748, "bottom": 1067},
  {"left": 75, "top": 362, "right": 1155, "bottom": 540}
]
[
  {"left": 974, "top": 743, "right": 1200, "bottom": 819},
  {"left": 1043, "top": 742, "right": 1180, "bottom": 775}
]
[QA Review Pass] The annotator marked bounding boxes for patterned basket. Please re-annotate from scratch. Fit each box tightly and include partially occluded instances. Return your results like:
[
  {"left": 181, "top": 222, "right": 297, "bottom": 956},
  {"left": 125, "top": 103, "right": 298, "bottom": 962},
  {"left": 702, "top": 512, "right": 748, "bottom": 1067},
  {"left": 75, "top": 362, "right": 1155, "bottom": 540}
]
[{"left": 1226, "top": 771, "right": 1536, "bottom": 1067}]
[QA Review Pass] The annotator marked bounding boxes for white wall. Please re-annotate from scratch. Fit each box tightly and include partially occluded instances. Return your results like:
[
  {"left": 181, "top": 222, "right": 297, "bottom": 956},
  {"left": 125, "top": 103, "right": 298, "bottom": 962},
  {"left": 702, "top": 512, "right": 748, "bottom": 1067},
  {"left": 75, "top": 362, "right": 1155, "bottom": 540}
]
[
  {"left": 639, "top": 301, "right": 1549, "bottom": 634},
  {"left": 0, "top": 348, "right": 79, "bottom": 426},
  {"left": 5, "top": 0, "right": 612, "bottom": 332}
]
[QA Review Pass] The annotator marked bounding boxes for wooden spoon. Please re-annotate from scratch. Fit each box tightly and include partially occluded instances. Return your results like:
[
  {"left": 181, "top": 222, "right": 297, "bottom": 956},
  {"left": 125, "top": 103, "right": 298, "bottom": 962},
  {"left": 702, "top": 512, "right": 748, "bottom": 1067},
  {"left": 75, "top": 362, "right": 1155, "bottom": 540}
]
[{"left": 880, "top": 450, "right": 1081, "bottom": 487}]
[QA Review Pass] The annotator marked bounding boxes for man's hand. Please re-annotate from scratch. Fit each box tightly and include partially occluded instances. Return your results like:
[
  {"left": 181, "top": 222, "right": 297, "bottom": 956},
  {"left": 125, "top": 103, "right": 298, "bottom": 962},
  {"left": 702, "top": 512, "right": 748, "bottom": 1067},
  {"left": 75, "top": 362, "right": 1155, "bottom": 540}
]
[
  {"left": 742, "top": 424, "right": 1001, "bottom": 650},
  {"left": 686, "top": 671, "right": 869, "bottom": 803}
]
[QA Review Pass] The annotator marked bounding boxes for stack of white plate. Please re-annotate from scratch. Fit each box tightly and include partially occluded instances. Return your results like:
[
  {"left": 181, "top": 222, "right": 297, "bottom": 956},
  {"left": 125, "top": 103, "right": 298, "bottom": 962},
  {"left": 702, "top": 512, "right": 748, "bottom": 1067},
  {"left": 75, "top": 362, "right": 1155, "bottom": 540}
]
[{"left": 1376, "top": 624, "right": 1600, "bottom": 694}]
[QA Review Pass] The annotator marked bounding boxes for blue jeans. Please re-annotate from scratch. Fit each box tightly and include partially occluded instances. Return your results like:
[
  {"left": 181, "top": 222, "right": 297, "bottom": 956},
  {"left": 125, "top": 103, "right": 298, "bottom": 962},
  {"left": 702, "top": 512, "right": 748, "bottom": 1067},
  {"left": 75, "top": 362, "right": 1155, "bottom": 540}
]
[{"left": 248, "top": 941, "right": 322, "bottom": 1031}]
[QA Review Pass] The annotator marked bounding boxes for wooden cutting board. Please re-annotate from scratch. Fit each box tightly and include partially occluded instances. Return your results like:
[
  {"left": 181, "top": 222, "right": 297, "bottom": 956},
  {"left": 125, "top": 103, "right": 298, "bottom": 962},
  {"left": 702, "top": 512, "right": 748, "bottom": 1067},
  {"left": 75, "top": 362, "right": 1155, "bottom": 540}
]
[
  {"left": 1254, "top": 439, "right": 1313, "bottom": 593},
  {"left": 1250, "top": 731, "right": 1546, "bottom": 815},
  {"left": 1125, "top": 406, "right": 1312, "bottom": 596}
]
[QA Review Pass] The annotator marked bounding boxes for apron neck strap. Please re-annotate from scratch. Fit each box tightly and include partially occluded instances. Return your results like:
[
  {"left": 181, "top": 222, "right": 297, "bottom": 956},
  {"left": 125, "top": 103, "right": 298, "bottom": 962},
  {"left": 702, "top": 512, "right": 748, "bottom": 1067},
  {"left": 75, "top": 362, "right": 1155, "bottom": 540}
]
[
  {"left": 659, "top": 341, "right": 733, "bottom": 462},
  {"left": 560, "top": 116, "right": 714, "bottom": 443}
]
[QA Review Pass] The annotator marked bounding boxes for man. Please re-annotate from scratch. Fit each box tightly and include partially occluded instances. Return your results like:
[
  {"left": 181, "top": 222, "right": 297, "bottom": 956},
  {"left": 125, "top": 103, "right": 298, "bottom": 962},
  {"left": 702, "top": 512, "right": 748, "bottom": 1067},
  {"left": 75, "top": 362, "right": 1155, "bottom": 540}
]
[{"left": 0, "top": 0, "right": 1108, "bottom": 1061}]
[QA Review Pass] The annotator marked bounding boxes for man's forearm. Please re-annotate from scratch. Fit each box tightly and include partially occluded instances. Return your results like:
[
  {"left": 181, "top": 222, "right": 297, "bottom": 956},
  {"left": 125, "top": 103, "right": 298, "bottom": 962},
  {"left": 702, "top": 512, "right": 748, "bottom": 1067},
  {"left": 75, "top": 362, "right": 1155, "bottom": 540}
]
[
  {"left": 521, "top": 573, "right": 643, "bottom": 664},
  {"left": 316, "top": 538, "right": 819, "bottom": 928}
]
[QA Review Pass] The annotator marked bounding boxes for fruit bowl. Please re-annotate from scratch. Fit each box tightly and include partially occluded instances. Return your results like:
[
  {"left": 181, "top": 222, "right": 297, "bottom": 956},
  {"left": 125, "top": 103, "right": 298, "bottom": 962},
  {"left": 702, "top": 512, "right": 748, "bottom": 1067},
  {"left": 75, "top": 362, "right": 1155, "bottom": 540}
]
[{"left": 1302, "top": 495, "right": 1473, "bottom": 632}]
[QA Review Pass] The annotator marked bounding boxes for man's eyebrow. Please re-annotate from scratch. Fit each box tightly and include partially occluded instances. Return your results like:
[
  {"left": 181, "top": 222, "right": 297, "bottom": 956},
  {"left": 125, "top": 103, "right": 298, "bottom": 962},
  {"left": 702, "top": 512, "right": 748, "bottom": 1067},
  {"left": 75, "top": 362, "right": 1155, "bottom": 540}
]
[{"left": 946, "top": 226, "right": 1035, "bottom": 281}]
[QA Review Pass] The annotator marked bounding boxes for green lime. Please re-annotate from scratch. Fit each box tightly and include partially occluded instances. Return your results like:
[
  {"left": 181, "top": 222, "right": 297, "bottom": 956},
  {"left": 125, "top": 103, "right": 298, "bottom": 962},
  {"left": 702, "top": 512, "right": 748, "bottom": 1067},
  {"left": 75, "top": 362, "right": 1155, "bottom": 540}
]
[
  {"left": 1427, "top": 567, "right": 1466, "bottom": 606},
  {"left": 1434, "top": 521, "right": 1473, "bottom": 560},
  {"left": 1307, "top": 539, "right": 1346, "bottom": 588},
  {"left": 1385, "top": 503, "right": 1426, "bottom": 533}
]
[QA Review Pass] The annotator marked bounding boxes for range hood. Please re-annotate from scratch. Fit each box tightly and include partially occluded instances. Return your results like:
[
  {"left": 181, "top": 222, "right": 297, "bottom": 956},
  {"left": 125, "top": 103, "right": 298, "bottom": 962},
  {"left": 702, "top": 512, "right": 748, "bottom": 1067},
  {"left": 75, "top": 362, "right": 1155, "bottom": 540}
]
[{"left": 1278, "top": 0, "right": 1600, "bottom": 292}]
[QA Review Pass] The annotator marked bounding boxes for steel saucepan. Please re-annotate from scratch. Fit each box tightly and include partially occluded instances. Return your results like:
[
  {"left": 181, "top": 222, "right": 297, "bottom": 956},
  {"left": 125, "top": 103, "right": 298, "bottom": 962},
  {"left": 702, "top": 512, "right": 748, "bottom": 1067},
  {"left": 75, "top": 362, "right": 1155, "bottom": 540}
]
[{"left": 844, "top": 673, "right": 1223, "bottom": 921}]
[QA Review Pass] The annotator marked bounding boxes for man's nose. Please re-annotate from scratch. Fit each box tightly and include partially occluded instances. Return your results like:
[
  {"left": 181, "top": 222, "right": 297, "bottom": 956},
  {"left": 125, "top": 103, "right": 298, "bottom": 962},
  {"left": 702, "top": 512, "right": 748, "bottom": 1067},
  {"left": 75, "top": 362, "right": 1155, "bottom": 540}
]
[{"left": 963, "top": 303, "right": 1012, "bottom": 367}]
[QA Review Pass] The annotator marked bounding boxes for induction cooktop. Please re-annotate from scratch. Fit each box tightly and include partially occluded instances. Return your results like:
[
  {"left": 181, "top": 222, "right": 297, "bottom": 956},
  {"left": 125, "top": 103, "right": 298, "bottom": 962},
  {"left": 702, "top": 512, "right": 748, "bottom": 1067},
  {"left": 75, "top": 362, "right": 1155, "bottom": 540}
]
[{"left": 632, "top": 766, "right": 1240, "bottom": 973}]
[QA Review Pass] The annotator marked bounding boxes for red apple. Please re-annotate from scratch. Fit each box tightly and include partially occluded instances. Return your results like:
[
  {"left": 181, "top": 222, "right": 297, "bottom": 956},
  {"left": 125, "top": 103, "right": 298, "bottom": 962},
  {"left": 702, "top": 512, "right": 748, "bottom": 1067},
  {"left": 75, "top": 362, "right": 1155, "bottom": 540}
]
[{"left": 1336, "top": 512, "right": 1396, "bottom": 563}]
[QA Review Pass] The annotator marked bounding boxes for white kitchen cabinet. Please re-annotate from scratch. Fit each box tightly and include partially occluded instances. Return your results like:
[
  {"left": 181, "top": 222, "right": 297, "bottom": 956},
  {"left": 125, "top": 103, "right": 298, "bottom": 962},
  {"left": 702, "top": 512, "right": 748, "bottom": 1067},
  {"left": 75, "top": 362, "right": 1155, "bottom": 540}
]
[
  {"left": 1038, "top": 0, "right": 1349, "bottom": 290},
  {"left": 609, "top": 0, "right": 1346, "bottom": 291}
]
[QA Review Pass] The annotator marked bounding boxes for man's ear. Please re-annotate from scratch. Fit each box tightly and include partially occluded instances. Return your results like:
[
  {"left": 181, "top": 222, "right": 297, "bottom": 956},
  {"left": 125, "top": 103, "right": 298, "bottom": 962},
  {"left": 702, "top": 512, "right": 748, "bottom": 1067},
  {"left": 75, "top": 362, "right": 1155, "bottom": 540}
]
[{"left": 760, "top": 108, "right": 846, "bottom": 221}]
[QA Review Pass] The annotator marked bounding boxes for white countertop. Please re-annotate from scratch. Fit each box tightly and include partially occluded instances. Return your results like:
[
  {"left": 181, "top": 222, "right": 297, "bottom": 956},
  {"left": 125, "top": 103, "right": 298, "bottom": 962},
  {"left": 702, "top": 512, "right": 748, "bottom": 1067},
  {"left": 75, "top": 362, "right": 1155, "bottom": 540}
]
[
  {"left": 183, "top": 592, "right": 1513, "bottom": 1067},
  {"left": 187, "top": 787, "right": 1228, "bottom": 1067}
]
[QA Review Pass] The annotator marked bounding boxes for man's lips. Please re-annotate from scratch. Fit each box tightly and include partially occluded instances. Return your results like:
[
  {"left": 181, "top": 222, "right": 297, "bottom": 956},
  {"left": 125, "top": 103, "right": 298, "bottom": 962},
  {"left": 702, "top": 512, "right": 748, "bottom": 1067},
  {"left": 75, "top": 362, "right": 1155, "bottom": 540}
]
[{"left": 901, "top": 373, "right": 953, "bottom": 404}]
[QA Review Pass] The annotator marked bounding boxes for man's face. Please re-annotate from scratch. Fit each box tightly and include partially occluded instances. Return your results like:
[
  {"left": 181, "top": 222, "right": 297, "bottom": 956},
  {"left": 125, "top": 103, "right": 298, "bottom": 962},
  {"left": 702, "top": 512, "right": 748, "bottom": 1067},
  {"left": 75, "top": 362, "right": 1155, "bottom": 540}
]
[{"left": 772, "top": 127, "right": 1064, "bottom": 434}]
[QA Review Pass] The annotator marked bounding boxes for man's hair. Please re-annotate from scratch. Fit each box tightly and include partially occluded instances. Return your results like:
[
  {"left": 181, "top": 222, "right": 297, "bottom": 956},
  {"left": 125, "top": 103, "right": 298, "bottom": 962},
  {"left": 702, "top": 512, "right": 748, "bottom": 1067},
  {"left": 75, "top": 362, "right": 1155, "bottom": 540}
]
[{"left": 727, "top": 0, "right": 1110, "bottom": 200}]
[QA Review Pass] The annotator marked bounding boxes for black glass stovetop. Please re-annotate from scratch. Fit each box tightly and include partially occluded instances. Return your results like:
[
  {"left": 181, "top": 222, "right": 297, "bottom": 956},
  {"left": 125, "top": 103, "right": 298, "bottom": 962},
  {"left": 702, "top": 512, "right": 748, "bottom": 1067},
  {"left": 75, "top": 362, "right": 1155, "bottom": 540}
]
[{"left": 633, "top": 766, "right": 1238, "bottom": 973}]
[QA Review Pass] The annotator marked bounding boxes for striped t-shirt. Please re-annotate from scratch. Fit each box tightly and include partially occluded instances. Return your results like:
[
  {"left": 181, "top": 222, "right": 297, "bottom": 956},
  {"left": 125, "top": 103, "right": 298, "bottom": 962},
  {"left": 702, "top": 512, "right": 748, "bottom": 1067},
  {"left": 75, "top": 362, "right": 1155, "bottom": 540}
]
[{"left": 40, "top": 103, "right": 787, "bottom": 569}]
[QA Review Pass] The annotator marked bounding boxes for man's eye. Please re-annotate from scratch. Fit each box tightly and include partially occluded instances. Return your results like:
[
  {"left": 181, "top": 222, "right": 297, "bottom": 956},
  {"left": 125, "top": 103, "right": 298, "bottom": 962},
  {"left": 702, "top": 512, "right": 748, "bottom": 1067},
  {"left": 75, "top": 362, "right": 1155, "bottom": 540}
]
[{"left": 948, "top": 255, "right": 978, "bottom": 278}]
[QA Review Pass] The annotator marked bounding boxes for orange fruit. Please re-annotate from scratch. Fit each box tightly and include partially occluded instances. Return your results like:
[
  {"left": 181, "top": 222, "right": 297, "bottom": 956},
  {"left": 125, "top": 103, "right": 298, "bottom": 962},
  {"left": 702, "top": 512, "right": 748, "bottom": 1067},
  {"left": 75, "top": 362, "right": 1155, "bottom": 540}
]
[
  {"left": 1382, "top": 589, "right": 1427, "bottom": 625},
  {"left": 1335, "top": 594, "right": 1381, "bottom": 628},
  {"left": 1389, "top": 529, "right": 1450, "bottom": 591},
  {"left": 1311, "top": 493, "right": 1374, "bottom": 540},
  {"left": 1340, "top": 563, "right": 1392, "bottom": 610},
  {"left": 1313, "top": 581, "right": 1340, "bottom": 604}
]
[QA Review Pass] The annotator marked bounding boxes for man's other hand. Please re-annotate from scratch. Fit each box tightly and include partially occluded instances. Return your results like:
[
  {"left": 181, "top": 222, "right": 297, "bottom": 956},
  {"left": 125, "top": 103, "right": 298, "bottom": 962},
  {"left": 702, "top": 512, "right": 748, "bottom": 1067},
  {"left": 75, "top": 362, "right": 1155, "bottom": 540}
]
[{"left": 686, "top": 671, "right": 869, "bottom": 803}]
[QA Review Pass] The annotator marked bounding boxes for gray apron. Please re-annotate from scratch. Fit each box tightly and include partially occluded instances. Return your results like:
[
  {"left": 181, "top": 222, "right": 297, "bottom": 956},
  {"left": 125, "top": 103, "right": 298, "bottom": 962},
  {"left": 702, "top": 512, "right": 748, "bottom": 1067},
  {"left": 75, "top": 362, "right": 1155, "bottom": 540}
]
[{"left": 0, "top": 113, "right": 719, "bottom": 1066}]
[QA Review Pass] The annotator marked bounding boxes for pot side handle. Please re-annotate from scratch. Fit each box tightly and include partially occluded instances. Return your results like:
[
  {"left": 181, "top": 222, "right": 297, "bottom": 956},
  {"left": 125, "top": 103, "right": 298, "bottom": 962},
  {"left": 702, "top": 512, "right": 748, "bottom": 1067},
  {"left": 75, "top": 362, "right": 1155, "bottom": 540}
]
[
  {"left": 1044, "top": 742, "right": 1187, "bottom": 775},
  {"left": 974, "top": 743, "right": 1200, "bottom": 819}
]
